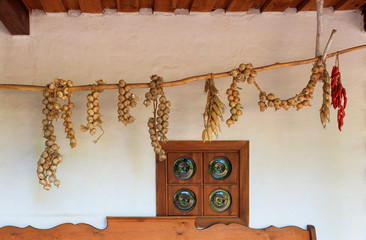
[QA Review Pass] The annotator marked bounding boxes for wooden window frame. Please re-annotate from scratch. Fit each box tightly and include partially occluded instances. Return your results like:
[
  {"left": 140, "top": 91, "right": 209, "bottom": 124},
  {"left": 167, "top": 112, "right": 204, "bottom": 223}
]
[{"left": 156, "top": 141, "right": 249, "bottom": 228}]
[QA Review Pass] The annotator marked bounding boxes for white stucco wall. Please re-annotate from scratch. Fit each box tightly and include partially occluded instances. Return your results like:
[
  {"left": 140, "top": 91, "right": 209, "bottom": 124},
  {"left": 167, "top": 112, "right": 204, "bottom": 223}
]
[{"left": 0, "top": 9, "right": 365, "bottom": 240}]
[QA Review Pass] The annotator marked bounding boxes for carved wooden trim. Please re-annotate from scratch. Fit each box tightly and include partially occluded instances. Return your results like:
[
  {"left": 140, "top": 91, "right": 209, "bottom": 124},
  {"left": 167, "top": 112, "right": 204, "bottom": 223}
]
[
  {"left": 307, "top": 225, "right": 317, "bottom": 240},
  {"left": 0, "top": 217, "right": 316, "bottom": 240}
]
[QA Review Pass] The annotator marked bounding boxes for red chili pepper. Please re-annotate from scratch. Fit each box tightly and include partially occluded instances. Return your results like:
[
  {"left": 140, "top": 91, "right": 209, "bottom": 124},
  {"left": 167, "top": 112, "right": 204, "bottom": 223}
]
[
  {"left": 340, "top": 106, "right": 345, "bottom": 117},
  {"left": 334, "top": 85, "right": 339, "bottom": 97},
  {"left": 331, "top": 80, "right": 336, "bottom": 89},
  {"left": 343, "top": 96, "right": 347, "bottom": 109}
]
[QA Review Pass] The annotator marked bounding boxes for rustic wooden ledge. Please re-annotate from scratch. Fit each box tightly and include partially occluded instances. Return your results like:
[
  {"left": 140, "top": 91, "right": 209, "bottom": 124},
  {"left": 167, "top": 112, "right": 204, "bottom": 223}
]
[{"left": 0, "top": 217, "right": 316, "bottom": 240}]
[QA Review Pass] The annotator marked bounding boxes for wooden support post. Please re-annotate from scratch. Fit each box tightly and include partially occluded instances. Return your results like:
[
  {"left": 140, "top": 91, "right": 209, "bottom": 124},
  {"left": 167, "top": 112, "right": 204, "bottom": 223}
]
[{"left": 0, "top": 0, "right": 29, "bottom": 35}]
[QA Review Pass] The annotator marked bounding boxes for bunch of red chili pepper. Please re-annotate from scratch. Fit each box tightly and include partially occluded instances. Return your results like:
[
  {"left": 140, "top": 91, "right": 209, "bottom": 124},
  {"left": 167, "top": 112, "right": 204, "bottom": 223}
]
[{"left": 330, "top": 62, "right": 347, "bottom": 131}]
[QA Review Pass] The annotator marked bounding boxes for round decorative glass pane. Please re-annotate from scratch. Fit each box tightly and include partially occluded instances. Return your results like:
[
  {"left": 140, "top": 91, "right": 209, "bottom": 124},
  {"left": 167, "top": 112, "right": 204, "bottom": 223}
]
[
  {"left": 209, "top": 189, "right": 231, "bottom": 212},
  {"left": 173, "top": 157, "right": 196, "bottom": 180},
  {"left": 173, "top": 189, "right": 196, "bottom": 212},
  {"left": 208, "top": 157, "right": 231, "bottom": 180}
]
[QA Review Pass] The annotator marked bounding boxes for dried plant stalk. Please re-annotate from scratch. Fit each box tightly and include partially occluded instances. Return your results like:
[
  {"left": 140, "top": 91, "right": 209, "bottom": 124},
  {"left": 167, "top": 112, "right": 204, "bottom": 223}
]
[{"left": 202, "top": 76, "right": 224, "bottom": 142}]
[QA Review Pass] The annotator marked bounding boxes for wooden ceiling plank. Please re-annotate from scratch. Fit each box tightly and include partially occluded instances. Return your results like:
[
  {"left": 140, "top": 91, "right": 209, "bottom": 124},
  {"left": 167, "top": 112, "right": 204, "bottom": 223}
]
[
  {"left": 140, "top": 0, "right": 154, "bottom": 9},
  {"left": 226, "top": 0, "right": 255, "bottom": 11},
  {"left": 154, "top": 0, "right": 174, "bottom": 12},
  {"left": 249, "top": 0, "right": 269, "bottom": 9},
  {"left": 102, "top": 0, "right": 117, "bottom": 9},
  {"left": 117, "top": 0, "right": 139, "bottom": 11},
  {"left": 40, "top": 0, "right": 66, "bottom": 12},
  {"left": 334, "top": 0, "right": 348, "bottom": 9},
  {"left": 190, "top": 0, "right": 216, "bottom": 12},
  {"left": 325, "top": 0, "right": 346, "bottom": 7},
  {"left": 174, "top": 0, "right": 193, "bottom": 9},
  {"left": 298, "top": 0, "right": 345, "bottom": 11},
  {"left": 78, "top": 0, "right": 103, "bottom": 13},
  {"left": 336, "top": 0, "right": 366, "bottom": 10},
  {"left": 297, "top": 0, "right": 311, "bottom": 11},
  {"left": 62, "top": 0, "right": 79, "bottom": 9},
  {"left": 214, "top": 0, "right": 230, "bottom": 9},
  {"left": 22, "top": 0, "right": 42, "bottom": 10},
  {"left": 261, "top": 0, "right": 304, "bottom": 12},
  {"left": 0, "top": 0, "right": 29, "bottom": 35}
]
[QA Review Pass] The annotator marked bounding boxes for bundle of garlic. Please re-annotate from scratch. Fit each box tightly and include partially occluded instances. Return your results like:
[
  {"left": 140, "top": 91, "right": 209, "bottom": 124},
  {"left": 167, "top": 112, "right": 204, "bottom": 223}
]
[
  {"left": 225, "top": 63, "right": 257, "bottom": 127},
  {"left": 257, "top": 64, "right": 325, "bottom": 112},
  {"left": 320, "top": 66, "right": 331, "bottom": 128},
  {"left": 39, "top": 78, "right": 75, "bottom": 190},
  {"left": 80, "top": 80, "right": 105, "bottom": 142},
  {"left": 202, "top": 77, "right": 225, "bottom": 142},
  {"left": 61, "top": 102, "right": 76, "bottom": 148},
  {"left": 226, "top": 83, "right": 243, "bottom": 127},
  {"left": 117, "top": 80, "right": 137, "bottom": 126},
  {"left": 144, "top": 75, "right": 170, "bottom": 161},
  {"left": 230, "top": 63, "right": 257, "bottom": 84}
]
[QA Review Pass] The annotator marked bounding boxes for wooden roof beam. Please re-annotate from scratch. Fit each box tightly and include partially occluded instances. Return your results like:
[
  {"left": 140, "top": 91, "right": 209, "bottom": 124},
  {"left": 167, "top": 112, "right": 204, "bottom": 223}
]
[
  {"left": 0, "top": 0, "right": 29, "bottom": 35},
  {"left": 361, "top": 4, "right": 366, "bottom": 31},
  {"left": 260, "top": 0, "right": 272, "bottom": 12},
  {"left": 333, "top": 0, "right": 348, "bottom": 10},
  {"left": 154, "top": 0, "right": 174, "bottom": 12},
  {"left": 297, "top": 0, "right": 311, "bottom": 11}
]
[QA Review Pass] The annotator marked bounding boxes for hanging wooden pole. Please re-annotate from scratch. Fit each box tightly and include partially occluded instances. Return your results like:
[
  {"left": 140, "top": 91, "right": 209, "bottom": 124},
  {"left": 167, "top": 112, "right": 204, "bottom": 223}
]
[
  {"left": 315, "top": 0, "right": 324, "bottom": 57},
  {"left": 322, "top": 29, "right": 337, "bottom": 61},
  {"left": 0, "top": 44, "right": 365, "bottom": 92}
]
